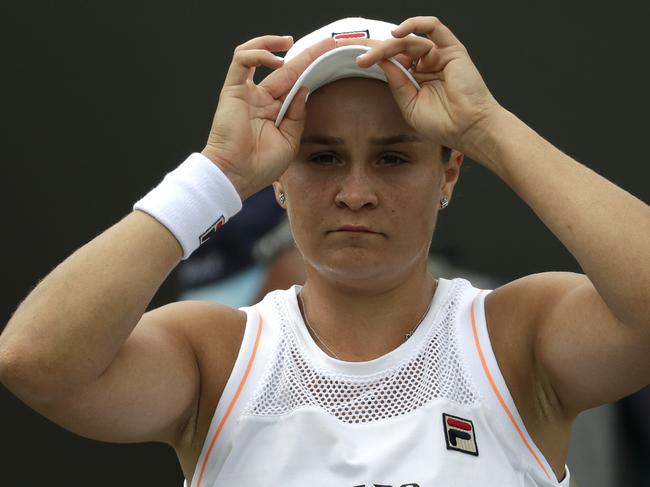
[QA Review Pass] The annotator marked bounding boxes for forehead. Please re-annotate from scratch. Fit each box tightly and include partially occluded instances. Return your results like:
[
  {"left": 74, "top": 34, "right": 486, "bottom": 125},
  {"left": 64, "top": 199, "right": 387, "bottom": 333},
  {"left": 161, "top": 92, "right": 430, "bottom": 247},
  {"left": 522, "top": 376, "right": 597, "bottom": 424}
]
[{"left": 302, "top": 78, "right": 414, "bottom": 138}]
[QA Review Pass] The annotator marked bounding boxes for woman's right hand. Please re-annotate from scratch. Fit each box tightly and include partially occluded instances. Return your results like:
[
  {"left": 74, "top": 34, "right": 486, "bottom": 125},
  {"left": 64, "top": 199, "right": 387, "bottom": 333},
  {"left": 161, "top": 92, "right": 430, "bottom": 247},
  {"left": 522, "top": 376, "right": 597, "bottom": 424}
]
[{"left": 201, "top": 35, "right": 335, "bottom": 200}]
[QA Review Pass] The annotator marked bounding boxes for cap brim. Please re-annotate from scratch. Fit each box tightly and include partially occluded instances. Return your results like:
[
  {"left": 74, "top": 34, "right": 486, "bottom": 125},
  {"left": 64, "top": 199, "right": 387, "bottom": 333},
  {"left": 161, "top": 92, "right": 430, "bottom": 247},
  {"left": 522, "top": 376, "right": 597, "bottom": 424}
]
[{"left": 274, "top": 45, "right": 420, "bottom": 127}]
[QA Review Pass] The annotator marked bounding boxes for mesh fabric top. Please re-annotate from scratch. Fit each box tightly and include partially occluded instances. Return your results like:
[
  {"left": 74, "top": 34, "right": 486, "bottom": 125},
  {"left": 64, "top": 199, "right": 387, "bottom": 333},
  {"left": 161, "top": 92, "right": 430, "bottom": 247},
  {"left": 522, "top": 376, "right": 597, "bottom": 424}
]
[{"left": 244, "top": 280, "right": 479, "bottom": 424}]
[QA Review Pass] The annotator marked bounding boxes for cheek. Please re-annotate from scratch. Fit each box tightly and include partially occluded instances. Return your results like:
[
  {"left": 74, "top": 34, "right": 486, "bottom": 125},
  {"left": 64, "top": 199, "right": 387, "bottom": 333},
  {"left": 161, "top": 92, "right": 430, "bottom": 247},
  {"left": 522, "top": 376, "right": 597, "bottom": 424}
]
[
  {"left": 388, "top": 166, "right": 440, "bottom": 203},
  {"left": 283, "top": 165, "right": 335, "bottom": 210},
  {"left": 386, "top": 178, "right": 440, "bottom": 236},
  {"left": 282, "top": 174, "right": 331, "bottom": 242}
]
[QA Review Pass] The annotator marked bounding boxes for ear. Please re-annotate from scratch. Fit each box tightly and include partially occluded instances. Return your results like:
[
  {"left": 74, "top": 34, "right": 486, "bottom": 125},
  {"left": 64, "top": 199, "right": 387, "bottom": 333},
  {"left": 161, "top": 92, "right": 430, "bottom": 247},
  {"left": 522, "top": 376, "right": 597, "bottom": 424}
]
[
  {"left": 441, "top": 150, "right": 464, "bottom": 201},
  {"left": 272, "top": 181, "right": 287, "bottom": 209}
]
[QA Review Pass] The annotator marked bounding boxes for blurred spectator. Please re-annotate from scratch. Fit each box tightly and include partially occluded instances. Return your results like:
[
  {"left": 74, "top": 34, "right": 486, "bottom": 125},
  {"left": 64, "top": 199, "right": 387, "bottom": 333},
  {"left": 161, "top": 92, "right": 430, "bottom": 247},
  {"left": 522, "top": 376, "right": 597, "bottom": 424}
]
[{"left": 176, "top": 186, "right": 296, "bottom": 306}]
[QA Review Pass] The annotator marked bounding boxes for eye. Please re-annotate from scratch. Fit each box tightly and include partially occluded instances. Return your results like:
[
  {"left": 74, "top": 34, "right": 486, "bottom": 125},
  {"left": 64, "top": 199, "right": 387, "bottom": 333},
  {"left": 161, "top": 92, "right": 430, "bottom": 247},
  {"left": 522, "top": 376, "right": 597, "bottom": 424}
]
[
  {"left": 378, "top": 153, "right": 408, "bottom": 166},
  {"left": 309, "top": 153, "right": 339, "bottom": 165}
]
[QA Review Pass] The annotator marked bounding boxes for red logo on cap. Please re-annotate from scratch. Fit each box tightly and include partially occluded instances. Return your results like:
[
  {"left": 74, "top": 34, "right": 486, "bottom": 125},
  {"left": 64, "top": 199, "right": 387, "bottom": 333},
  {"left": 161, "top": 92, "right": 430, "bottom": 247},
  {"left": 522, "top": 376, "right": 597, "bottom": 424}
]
[{"left": 332, "top": 30, "right": 370, "bottom": 40}]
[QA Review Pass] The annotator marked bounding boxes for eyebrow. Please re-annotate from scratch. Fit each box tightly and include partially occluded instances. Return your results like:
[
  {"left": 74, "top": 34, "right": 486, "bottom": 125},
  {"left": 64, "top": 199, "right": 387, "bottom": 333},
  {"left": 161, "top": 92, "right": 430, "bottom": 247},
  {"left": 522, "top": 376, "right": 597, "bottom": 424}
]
[
  {"left": 300, "top": 133, "right": 424, "bottom": 146},
  {"left": 300, "top": 135, "right": 345, "bottom": 145},
  {"left": 370, "top": 134, "right": 424, "bottom": 145}
]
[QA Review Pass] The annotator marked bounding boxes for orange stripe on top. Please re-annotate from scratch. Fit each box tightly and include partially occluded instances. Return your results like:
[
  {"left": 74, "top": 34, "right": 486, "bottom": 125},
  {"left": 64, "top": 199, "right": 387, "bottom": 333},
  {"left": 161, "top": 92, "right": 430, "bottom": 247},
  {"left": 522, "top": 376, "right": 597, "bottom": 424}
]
[
  {"left": 470, "top": 293, "right": 552, "bottom": 481},
  {"left": 196, "top": 311, "right": 265, "bottom": 487}
]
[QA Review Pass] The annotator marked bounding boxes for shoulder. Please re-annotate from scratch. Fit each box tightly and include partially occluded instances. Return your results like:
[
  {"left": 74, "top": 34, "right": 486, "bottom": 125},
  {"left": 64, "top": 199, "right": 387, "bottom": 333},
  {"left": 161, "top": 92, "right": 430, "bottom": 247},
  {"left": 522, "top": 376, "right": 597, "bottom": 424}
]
[
  {"left": 482, "top": 272, "right": 587, "bottom": 416},
  {"left": 483, "top": 271, "right": 588, "bottom": 374},
  {"left": 147, "top": 300, "right": 248, "bottom": 371},
  {"left": 153, "top": 300, "right": 248, "bottom": 457},
  {"left": 485, "top": 271, "right": 588, "bottom": 329}
]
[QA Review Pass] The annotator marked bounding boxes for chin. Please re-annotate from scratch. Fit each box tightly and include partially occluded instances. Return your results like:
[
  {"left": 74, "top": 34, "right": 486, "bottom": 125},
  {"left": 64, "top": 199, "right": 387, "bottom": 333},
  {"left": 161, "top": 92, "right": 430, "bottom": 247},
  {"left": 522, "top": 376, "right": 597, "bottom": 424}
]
[
  {"left": 309, "top": 248, "right": 405, "bottom": 289},
  {"left": 299, "top": 238, "right": 429, "bottom": 288},
  {"left": 316, "top": 245, "right": 378, "bottom": 266}
]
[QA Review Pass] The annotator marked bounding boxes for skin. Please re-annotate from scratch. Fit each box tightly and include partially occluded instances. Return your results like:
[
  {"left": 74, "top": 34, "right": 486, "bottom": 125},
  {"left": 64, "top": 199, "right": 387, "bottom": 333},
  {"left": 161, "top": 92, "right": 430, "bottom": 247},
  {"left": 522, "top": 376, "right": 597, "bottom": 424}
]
[
  {"left": 272, "top": 77, "right": 460, "bottom": 359},
  {"left": 1, "top": 15, "right": 648, "bottom": 486}
]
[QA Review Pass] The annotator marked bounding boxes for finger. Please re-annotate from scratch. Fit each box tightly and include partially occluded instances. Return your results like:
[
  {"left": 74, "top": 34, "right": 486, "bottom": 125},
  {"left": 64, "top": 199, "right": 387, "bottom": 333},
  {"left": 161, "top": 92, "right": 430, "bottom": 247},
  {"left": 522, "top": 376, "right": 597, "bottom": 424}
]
[
  {"left": 224, "top": 49, "right": 285, "bottom": 88},
  {"left": 356, "top": 36, "right": 434, "bottom": 69},
  {"left": 283, "top": 87, "right": 309, "bottom": 123},
  {"left": 222, "top": 35, "right": 292, "bottom": 88},
  {"left": 413, "top": 45, "right": 442, "bottom": 73},
  {"left": 278, "top": 87, "right": 310, "bottom": 148},
  {"left": 393, "top": 52, "right": 414, "bottom": 70},
  {"left": 236, "top": 34, "right": 294, "bottom": 53},
  {"left": 392, "top": 16, "right": 463, "bottom": 48},
  {"left": 377, "top": 59, "right": 419, "bottom": 117},
  {"left": 415, "top": 45, "right": 466, "bottom": 76},
  {"left": 332, "top": 37, "right": 413, "bottom": 70},
  {"left": 260, "top": 37, "right": 335, "bottom": 99}
]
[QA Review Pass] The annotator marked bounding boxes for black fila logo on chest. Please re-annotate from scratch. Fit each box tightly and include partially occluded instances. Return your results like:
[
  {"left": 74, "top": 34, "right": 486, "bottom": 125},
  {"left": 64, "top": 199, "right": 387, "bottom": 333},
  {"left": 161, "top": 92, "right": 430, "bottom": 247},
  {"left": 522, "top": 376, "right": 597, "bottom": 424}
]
[{"left": 442, "top": 413, "right": 479, "bottom": 456}]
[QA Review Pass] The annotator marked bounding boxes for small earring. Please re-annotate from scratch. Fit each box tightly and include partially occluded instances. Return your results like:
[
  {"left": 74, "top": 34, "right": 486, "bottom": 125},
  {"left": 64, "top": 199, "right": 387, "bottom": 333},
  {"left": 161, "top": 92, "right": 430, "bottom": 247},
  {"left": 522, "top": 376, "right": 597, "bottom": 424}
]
[
  {"left": 279, "top": 192, "right": 286, "bottom": 204},
  {"left": 440, "top": 197, "right": 449, "bottom": 209}
]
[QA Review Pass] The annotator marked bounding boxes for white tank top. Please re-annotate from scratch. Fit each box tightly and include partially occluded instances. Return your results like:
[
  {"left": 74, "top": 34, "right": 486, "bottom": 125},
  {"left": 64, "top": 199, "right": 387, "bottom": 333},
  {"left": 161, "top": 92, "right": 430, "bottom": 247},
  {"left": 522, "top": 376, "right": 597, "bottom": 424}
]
[{"left": 186, "top": 277, "right": 570, "bottom": 487}]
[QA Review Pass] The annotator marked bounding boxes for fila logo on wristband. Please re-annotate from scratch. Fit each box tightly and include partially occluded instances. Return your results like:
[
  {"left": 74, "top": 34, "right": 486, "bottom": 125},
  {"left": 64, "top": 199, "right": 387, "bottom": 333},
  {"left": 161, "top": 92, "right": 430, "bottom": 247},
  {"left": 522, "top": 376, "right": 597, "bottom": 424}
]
[
  {"left": 442, "top": 413, "right": 479, "bottom": 456},
  {"left": 200, "top": 215, "right": 226, "bottom": 244}
]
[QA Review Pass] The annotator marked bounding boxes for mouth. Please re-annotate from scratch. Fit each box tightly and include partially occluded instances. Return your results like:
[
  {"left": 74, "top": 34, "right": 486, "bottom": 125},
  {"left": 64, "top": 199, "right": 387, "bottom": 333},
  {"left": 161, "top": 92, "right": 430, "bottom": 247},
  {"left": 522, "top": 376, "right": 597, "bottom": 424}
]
[{"left": 335, "top": 225, "right": 380, "bottom": 234}]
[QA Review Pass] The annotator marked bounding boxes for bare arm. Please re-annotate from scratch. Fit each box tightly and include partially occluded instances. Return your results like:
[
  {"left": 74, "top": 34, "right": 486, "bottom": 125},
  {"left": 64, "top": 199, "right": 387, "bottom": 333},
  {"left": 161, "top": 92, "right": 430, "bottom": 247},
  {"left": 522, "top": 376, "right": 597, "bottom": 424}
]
[
  {"left": 0, "top": 210, "right": 203, "bottom": 444},
  {"left": 476, "top": 110, "right": 650, "bottom": 415},
  {"left": 0, "top": 35, "right": 336, "bottom": 449},
  {"left": 0, "top": 210, "right": 181, "bottom": 387},
  {"left": 360, "top": 16, "right": 650, "bottom": 415}
]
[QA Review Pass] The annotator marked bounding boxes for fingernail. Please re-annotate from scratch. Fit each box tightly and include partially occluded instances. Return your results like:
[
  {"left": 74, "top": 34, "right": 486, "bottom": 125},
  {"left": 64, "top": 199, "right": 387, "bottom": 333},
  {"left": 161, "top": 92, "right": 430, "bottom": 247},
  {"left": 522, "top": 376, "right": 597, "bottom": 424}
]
[
  {"left": 283, "top": 35, "right": 293, "bottom": 41},
  {"left": 274, "top": 55, "right": 285, "bottom": 63}
]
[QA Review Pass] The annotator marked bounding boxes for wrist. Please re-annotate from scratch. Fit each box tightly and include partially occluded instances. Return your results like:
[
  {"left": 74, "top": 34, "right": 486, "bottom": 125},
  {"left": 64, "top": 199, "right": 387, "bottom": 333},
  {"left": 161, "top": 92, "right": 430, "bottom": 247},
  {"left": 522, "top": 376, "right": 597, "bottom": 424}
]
[
  {"left": 133, "top": 153, "right": 243, "bottom": 260},
  {"left": 201, "top": 146, "right": 254, "bottom": 200},
  {"left": 460, "top": 105, "right": 518, "bottom": 170}
]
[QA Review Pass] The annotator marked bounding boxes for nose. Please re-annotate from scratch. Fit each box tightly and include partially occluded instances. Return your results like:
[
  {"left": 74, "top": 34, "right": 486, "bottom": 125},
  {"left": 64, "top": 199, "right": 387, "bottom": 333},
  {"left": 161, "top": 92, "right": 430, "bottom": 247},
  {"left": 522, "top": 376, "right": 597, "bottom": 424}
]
[{"left": 334, "top": 166, "right": 378, "bottom": 211}]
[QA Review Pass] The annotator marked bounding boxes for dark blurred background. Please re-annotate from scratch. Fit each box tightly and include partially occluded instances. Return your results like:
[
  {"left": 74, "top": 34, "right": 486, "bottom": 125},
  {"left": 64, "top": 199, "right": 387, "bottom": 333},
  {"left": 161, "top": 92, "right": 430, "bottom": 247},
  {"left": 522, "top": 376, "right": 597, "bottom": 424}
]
[{"left": 1, "top": 0, "right": 649, "bottom": 485}]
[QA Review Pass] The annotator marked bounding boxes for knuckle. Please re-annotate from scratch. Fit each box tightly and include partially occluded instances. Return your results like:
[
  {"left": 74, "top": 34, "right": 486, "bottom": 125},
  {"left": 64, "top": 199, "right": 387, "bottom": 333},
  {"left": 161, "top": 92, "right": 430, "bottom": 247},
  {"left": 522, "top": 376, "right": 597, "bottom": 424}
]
[{"left": 392, "top": 37, "right": 413, "bottom": 51}]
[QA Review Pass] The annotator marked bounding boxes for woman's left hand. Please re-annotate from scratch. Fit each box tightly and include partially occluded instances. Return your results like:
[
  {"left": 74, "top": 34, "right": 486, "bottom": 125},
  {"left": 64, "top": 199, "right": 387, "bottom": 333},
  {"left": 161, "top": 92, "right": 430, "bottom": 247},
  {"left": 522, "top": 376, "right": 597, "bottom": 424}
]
[{"left": 355, "top": 16, "right": 503, "bottom": 156}]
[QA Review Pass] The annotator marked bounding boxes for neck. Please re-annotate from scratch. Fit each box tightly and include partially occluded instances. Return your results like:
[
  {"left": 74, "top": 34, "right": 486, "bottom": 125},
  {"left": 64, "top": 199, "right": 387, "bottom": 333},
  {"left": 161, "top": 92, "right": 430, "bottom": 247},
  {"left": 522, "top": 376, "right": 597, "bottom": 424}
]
[{"left": 298, "top": 266, "right": 438, "bottom": 362}]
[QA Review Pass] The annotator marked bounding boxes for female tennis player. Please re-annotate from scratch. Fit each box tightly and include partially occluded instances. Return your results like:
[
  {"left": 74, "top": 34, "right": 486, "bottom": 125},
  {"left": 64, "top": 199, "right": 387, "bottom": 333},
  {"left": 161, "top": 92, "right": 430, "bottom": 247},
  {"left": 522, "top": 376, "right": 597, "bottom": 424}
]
[{"left": 1, "top": 16, "right": 649, "bottom": 487}]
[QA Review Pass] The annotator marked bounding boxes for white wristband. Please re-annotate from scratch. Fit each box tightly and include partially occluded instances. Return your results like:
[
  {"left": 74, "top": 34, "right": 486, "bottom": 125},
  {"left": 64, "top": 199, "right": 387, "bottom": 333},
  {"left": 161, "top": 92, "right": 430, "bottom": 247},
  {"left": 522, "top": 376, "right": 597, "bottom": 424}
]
[{"left": 133, "top": 152, "right": 243, "bottom": 260}]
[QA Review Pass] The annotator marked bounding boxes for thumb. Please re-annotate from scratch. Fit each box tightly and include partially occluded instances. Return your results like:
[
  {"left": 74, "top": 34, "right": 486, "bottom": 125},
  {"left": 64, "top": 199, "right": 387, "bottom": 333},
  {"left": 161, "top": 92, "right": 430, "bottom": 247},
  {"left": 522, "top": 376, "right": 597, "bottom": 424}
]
[
  {"left": 277, "top": 86, "right": 310, "bottom": 150},
  {"left": 378, "top": 59, "right": 419, "bottom": 118}
]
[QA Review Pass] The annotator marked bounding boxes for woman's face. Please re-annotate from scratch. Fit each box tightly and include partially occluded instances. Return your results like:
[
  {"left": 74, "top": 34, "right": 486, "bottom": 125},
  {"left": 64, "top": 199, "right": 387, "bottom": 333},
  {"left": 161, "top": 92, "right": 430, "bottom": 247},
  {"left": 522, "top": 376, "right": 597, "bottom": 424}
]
[{"left": 276, "top": 78, "right": 461, "bottom": 290}]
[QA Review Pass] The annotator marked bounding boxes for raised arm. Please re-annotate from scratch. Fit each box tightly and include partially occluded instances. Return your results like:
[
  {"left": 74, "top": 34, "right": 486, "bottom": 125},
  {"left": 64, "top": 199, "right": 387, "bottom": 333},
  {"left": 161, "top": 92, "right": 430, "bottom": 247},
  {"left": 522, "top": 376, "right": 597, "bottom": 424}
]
[
  {"left": 474, "top": 109, "right": 650, "bottom": 414},
  {"left": 0, "top": 210, "right": 201, "bottom": 445},
  {"left": 0, "top": 34, "right": 335, "bottom": 452},
  {"left": 358, "top": 15, "right": 650, "bottom": 415}
]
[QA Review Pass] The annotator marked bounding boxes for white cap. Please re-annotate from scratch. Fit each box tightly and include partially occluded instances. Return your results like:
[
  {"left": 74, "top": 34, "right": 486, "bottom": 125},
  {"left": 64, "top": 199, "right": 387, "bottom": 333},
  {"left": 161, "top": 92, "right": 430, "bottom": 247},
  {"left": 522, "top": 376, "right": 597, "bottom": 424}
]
[{"left": 274, "top": 17, "right": 421, "bottom": 126}]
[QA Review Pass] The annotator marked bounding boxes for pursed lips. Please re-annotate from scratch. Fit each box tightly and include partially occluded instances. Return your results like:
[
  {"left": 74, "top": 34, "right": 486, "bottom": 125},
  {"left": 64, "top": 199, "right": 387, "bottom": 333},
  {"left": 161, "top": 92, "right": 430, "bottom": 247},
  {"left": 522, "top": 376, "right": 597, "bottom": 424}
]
[{"left": 334, "top": 225, "right": 381, "bottom": 234}]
